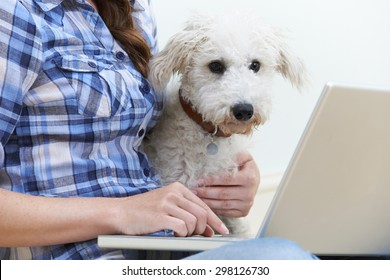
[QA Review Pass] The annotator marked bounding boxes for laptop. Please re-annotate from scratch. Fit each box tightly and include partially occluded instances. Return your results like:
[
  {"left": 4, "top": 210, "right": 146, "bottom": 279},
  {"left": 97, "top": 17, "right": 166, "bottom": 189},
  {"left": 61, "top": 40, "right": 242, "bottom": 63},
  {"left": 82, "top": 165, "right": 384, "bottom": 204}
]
[{"left": 98, "top": 82, "right": 390, "bottom": 256}]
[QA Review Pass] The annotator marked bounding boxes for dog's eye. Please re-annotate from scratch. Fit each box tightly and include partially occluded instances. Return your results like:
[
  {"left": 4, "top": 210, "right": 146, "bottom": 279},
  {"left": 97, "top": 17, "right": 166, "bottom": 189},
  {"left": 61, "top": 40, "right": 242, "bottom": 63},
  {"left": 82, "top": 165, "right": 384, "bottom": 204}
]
[
  {"left": 208, "top": 61, "right": 226, "bottom": 74},
  {"left": 249, "top": 60, "right": 261, "bottom": 73}
]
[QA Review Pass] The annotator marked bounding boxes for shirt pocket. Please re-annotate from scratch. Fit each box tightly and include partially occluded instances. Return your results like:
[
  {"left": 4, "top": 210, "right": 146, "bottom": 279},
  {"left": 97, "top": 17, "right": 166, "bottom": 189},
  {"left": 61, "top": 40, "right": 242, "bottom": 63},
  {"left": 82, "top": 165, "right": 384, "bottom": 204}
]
[{"left": 53, "top": 54, "right": 131, "bottom": 117}]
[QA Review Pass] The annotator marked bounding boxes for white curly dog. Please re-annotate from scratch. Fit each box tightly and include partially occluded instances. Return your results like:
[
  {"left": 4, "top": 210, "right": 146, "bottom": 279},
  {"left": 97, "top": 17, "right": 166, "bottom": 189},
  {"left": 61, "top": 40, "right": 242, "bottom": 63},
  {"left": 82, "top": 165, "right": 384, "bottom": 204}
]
[{"left": 144, "top": 13, "right": 306, "bottom": 234}]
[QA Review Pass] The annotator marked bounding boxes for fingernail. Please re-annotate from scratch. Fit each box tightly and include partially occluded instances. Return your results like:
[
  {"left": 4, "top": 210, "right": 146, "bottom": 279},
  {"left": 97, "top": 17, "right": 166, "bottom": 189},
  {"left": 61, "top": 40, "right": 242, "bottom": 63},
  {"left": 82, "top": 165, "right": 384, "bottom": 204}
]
[{"left": 221, "top": 223, "right": 230, "bottom": 235}]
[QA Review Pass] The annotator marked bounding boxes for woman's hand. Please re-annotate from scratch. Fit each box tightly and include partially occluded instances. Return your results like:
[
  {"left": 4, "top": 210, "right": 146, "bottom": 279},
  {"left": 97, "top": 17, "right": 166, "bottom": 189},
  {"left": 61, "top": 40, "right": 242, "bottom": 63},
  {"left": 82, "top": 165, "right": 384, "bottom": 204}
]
[
  {"left": 194, "top": 152, "right": 260, "bottom": 217},
  {"left": 116, "top": 182, "right": 229, "bottom": 237}
]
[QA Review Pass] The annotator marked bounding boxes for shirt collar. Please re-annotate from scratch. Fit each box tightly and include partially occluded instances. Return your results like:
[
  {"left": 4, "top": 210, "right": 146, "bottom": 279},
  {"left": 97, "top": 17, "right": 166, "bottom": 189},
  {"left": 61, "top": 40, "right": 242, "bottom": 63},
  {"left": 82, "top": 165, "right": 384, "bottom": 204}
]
[{"left": 33, "top": 0, "right": 66, "bottom": 12}]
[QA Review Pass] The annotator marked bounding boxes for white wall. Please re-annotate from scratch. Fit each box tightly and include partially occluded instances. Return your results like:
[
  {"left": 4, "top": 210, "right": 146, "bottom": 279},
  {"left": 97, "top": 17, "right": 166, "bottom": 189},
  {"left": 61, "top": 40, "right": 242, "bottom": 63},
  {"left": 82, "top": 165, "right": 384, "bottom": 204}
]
[{"left": 152, "top": 0, "right": 390, "bottom": 175}]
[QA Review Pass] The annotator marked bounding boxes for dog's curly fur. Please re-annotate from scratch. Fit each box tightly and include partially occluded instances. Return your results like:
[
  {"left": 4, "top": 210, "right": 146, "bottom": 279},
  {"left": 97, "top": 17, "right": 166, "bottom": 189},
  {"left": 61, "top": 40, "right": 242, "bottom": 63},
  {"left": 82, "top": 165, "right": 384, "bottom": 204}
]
[{"left": 144, "top": 13, "right": 306, "bottom": 234}]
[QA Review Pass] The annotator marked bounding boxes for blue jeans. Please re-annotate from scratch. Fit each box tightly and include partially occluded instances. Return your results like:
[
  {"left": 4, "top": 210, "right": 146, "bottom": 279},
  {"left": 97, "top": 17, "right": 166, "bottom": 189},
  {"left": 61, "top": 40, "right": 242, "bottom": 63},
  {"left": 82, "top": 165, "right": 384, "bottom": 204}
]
[{"left": 184, "top": 238, "right": 318, "bottom": 260}]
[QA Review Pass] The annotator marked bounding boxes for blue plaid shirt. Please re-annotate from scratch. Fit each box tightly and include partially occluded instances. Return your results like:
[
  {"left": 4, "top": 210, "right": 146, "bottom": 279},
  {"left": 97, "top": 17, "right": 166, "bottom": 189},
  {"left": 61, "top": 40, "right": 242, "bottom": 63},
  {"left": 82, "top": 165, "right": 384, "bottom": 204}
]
[{"left": 0, "top": 0, "right": 163, "bottom": 259}]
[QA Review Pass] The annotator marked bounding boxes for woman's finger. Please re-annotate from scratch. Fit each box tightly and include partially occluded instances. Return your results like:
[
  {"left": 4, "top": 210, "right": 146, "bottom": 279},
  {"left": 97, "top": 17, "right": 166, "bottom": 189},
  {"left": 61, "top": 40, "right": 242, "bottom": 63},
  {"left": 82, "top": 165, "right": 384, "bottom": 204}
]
[{"left": 180, "top": 186, "right": 229, "bottom": 235}]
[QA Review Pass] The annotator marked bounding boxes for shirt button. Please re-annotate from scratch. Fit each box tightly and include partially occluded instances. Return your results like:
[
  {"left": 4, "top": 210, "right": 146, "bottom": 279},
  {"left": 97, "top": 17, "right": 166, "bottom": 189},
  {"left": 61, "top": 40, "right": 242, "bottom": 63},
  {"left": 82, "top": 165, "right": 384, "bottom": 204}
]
[
  {"left": 138, "top": 128, "right": 145, "bottom": 137},
  {"left": 139, "top": 82, "right": 150, "bottom": 95},
  {"left": 116, "top": 51, "right": 126, "bottom": 60},
  {"left": 143, "top": 168, "right": 150, "bottom": 177},
  {"left": 88, "top": 61, "right": 97, "bottom": 68}
]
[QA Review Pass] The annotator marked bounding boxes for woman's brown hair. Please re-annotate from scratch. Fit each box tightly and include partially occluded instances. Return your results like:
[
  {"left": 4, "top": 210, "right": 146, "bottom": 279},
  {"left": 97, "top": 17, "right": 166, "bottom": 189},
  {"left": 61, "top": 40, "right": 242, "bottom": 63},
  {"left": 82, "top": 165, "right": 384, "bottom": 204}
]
[{"left": 94, "top": 0, "right": 151, "bottom": 77}]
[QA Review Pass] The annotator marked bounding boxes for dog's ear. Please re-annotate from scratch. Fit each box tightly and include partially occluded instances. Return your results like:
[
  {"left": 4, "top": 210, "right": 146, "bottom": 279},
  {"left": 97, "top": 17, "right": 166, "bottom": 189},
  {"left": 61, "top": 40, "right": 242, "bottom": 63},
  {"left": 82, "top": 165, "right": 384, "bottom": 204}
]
[
  {"left": 276, "top": 45, "right": 307, "bottom": 90},
  {"left": 149, "top": 15, "right": 211, "bottom": 93},
  {"left": 270, "top": 29, "right": 307, "bottom": 90}
]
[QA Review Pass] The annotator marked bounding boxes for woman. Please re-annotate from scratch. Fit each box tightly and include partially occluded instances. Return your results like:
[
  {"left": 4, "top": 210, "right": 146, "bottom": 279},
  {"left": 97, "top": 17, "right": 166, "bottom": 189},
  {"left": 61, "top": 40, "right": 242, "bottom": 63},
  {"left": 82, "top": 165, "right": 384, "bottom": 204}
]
[{"left": 0, "top": 0, "right": 315, "bottom": 260}]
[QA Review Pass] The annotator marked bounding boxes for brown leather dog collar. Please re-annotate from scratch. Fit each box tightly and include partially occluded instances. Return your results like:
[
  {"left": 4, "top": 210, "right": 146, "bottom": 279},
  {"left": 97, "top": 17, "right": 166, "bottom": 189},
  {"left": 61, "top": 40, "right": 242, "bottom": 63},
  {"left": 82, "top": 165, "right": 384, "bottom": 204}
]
[{"left": 179, "top": 90, "right": 232, "bottom": 138}]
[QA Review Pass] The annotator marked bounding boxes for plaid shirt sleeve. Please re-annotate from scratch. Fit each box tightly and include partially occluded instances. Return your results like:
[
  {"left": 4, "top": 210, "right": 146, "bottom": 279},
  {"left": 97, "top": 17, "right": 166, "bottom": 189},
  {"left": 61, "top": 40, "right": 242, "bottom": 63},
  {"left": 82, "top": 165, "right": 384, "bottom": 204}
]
[{"left": 0, "top": 1, "right": 43, "bottom": 168}]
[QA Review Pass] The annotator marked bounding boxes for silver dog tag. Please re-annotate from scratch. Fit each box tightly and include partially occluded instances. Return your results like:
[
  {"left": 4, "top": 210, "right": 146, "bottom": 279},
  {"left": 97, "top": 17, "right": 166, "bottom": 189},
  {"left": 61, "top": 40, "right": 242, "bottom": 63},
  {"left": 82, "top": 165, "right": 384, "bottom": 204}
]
[{"left": 206, "top": 142, "right": 218, "bottom": 155}]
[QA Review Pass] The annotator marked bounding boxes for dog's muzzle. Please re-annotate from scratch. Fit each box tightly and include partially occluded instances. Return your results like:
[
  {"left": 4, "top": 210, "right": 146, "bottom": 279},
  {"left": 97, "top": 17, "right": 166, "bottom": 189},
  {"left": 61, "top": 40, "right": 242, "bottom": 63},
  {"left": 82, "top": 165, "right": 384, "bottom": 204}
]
[{"left": 232, "top": 103, "right": 254, "bottom": 121}]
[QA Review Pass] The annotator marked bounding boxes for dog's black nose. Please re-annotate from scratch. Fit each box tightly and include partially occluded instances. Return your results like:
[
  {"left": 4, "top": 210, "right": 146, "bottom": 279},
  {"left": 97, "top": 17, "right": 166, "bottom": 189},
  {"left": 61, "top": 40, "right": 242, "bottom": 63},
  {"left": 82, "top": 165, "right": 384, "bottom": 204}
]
[{"left": 232, "top": 103, "right": 254, "bottom": 121}]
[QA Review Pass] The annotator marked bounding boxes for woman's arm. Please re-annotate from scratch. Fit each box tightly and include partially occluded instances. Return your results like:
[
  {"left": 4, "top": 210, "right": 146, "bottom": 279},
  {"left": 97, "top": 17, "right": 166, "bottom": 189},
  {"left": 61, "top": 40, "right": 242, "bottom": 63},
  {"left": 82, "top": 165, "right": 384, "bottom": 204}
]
[
  {"left": 0, "top": 183, "right": 228, "bottom": 247},
  {"left": 0, "top": 188, "right": 120, "bottom": 247}
]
